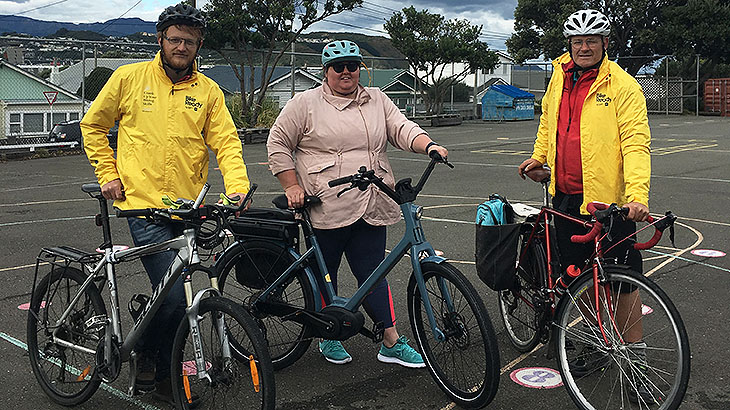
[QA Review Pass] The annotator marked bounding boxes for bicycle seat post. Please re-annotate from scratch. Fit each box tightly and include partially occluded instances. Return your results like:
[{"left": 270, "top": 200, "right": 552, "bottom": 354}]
[
  {"left": 95, "top": 194, "right": 113, "bottom": 250},
  {"left": 541, "top": 181, "right": 550, "bottom": 208}
]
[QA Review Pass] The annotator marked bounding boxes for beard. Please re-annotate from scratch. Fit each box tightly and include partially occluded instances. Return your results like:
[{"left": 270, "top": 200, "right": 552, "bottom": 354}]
[{"left": 161, "top": 48, "right": 195, "bottom": 72}]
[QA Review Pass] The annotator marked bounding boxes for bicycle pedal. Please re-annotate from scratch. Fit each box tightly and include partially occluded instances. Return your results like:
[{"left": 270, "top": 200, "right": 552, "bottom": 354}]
[{"left": 372, "top": 322, "right": 385, "bottom": 344}]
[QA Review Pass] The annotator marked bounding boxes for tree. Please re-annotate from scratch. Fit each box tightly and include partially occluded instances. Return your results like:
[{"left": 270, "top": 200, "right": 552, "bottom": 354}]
[
  {"left": 385, "top": 7, "right": 498, "bottom": 115},
  {"left": 507, "top": 0, "right": 671, "bottom": 75},
  {"left": 203, "top": 0, "right": 362, "bottom": 127},
  {"left": 77, "top": 67, "right": 114, "bottom": 100}
]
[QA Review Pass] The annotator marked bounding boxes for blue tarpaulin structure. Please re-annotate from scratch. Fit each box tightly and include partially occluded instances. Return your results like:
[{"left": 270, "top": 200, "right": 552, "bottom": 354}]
[{"left": 481, "top": 84, "right": 535, "bottom": 121}]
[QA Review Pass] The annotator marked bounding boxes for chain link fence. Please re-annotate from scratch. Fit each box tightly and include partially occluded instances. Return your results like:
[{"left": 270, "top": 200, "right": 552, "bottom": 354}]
[{"left": 1, "top": 36, "right": 714, "bottom": 154}]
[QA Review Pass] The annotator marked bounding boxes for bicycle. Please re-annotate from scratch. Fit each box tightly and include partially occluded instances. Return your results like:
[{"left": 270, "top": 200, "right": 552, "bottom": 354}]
[
  {"left": 497, "top": 171, "right": 690, "bottom": 409},
  {"left": 26, "top": 182, "right": 275, "bottom": 409},
  {"left": 213, "top": 152, "right": 501, "bottom": 408}
]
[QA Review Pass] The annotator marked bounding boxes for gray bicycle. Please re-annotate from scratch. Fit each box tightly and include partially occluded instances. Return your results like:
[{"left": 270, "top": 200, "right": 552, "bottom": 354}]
[{"left": 26, "top": 183, "right": 275, "bottom": 409}]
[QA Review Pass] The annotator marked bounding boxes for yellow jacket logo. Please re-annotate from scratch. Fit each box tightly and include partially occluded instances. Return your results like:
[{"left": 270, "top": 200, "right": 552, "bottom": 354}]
[
  {"left": 185, "top": 95, "right": 203, "bottom": 111},
  {"left": 596, "top": 93, "right": 612, "bottom": 106}
]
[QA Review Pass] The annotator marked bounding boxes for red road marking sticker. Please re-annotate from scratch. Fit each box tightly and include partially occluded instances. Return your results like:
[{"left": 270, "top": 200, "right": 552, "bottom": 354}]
[
  {"left": 642, "top": 304, "right": 654, "bottom": 315},
  {"left": 18, "top": 301, "right": 46, "bottom": 310},
  {"left": 691, "top": 249, "right": 726, "bottom": 258},
  {"left": 96, "top": 245, "right": 130, "bottom": 253},
  {"left": 182, "top": 360, "right": 212, "bottom": 376},
  {"left": 510, "top": 367, "right": 563, "bottom": 389}
]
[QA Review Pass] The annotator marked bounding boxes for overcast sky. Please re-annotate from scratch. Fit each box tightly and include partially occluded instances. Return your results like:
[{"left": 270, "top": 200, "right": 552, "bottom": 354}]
[{"left": 0, "top": 0, "right": 517, "bottom": 49}]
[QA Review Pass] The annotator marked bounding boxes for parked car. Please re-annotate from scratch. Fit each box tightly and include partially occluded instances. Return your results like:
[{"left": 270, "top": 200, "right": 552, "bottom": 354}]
[
  {"left": 48, "top": 120, "right": 118, "bottom": 149},
  {"left": 47, "top": 120, "right": 82, "bottom": 146}
]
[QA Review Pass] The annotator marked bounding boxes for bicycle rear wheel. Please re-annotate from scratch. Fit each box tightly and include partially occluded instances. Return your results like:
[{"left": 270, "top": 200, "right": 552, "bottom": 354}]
[
  {"left": 498, "top": 234, "right": 547, "bottom": 352},
  {"left": 171, "top": 296, "right": 275, "bottom": 409},
  {"left": 554, "top": 266, "right": 690, "bottom": 410},
  {"left": 408, "top": 261, "right": 500, "bottom": 408},
  {"left": 216, "top": 239, "right": 315, "bottom": 370},
  {"left": 26, "top": 266, "right": 105, "bottom": 406}
]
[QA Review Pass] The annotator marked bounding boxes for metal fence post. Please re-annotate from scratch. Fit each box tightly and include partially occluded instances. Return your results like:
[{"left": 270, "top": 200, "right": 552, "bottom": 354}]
[
  {"left": 81, "top": 44, "right": 86, "bottom": 116},
  {"left": 696, "top": 54, "right": 700, "bottom": 116},
  {"left": 665, "top": 57, "right": 669, "bottom": 115}
]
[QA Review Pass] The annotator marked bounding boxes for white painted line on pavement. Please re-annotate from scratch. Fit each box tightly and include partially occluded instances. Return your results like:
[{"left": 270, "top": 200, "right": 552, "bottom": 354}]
[{"left": 0, "top": 331, "right": 161, "bottom": 410}]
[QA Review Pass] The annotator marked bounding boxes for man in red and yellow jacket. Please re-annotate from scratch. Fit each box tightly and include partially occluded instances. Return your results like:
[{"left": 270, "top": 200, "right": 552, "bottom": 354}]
[{"left": 518, "top": 9, "right": 653, "bottom": 404}]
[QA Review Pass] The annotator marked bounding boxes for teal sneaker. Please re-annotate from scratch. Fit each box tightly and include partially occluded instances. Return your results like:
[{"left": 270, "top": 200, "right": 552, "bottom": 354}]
[
  {"left": 319, "top": 340, "right": 352, "bottom": 364},
  {"left": 377, "top": 336, "right": 425, "bottom": 368}
]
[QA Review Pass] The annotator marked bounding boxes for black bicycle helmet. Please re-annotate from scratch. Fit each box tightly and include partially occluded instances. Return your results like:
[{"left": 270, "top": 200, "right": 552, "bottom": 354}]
[{"left": 156, "top": 2, "right": 206, "bottom": 33}]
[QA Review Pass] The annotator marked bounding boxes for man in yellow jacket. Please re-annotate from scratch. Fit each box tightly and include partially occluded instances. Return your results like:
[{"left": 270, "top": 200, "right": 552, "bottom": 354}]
[
  {"left": 81, "top": 2, "right": 249, "bottom": 402},
  {"left": 518, "top": 9, "right": 652, "bottom": 403}
]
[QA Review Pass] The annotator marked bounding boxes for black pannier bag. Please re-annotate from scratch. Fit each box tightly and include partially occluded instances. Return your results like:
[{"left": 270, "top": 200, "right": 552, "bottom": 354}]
[
  {"left": 228, "top": 208, "right": 300, "bottom": 289},
  {"left": 475, "top": 194, "right": 521, "bottom": 291}
]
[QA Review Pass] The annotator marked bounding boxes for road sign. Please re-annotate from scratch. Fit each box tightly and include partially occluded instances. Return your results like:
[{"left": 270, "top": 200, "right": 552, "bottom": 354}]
[{"left": 43, "top": 91, "right": 58, "bottom": 106}]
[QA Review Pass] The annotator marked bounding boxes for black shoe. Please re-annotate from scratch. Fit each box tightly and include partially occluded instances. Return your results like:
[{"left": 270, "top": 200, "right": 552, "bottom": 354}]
[
  {"left": 568, "top": 343, "right": 611, "bottom": 377},
  {"left": 627, "top": 361, "right": 660, "bottom": 405},
  {"left": 152, "top": 378, "right": 175, "bottom": 406},
  {"left": 135, "top": 352, "right": 156, "bottom": 392}
]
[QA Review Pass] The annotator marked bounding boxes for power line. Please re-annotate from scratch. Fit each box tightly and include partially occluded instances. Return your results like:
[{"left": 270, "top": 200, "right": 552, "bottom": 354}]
[
  {"left": 362, "top": 0, "right": 399, "bottom": 13},
  {"left": 0, "top": 0, "right": 70, "bottom": 20},
  {"left": 96, "top": 0, "right": 144, "bottom": 34}
]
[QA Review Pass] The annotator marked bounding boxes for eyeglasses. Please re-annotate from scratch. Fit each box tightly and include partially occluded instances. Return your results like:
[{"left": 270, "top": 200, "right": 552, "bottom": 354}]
[
  {"left": 570, "top": 38, "right": 602, "bottom": 49},
  {"left": 163, "top": 35, "right": 198, "bottom": 48},
  {"left": 329, "top": 61, "right": 360, "bottom": 73}
]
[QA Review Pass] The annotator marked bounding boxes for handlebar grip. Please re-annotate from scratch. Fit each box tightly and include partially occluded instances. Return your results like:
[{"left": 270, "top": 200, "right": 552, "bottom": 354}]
[
  {"left": 571, "top": 222, "right": 602, "bottom": 244},
  {"left": 115, "top": 208, "right": 153, "bottom": 218},
  {"left": 328, "top": 176, "right": 353, "bottom": 187}
]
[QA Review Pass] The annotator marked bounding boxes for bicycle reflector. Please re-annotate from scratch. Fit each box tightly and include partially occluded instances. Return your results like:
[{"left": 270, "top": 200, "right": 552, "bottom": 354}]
[{"left": 249, "top": 355, "right": 260, "bottom": 392}]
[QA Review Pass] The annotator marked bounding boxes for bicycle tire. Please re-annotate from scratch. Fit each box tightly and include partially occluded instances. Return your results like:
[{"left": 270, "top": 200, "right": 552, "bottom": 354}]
[
  {"left": 26, "top": 266, "right": 106, "bottom": 406},
  {"left": 171, "top": 296, "right": 275, "bottom": 410},
  {"left": 498, "top": 235, "right": 547, "bottom": 352},
  {"left": 216, "top": 239, "right": 315, "bottom": 370},
  {"left": 408, "top": 261, "right": 500, "bottom": 408},
  {"left": 554, "top": 265, "right": 690, "bottom": 410}
]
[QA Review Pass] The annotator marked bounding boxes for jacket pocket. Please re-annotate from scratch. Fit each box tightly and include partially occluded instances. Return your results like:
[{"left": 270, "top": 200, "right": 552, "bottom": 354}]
[
  {"left": 306, "top": 158, "right": 337, "bottom": 196},
  {"left": 376, "top": 154, "right": 396, "bottom": 189}
]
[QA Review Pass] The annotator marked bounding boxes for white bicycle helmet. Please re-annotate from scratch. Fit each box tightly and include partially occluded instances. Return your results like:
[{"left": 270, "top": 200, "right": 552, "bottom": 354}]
[{"left": 563, "top": 9, "right": 610, "bottom": 38}]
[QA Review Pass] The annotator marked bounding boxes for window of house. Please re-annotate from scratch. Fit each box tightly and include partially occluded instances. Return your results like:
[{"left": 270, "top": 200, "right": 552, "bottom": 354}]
[
  {"left": 69, "top": 112, "right": 79, "bottom": 121},
  {"left": 46, "top": 113, "right": 67, "bottom": 130},
  {"left": 23, "top": 113, "right": 44, "bottom": 133},
  {"left": 9, "top": 113, "right": 21, "bottom": 134}
]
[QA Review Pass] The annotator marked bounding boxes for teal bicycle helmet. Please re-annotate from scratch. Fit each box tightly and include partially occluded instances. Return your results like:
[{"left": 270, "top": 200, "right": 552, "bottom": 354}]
[{"left": 321, "top": 40, "right": 363, "bottom": 66}]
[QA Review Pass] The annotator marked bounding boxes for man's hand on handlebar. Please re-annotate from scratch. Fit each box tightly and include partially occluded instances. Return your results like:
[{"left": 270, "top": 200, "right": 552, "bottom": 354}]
[
  {"left": 102, "top": 178, "right": 126, "bottom": 201},
  {"left": 624, "top": 202, "right": 650, "bottom": 222},
  {"left": 518, "top": 159, "right": 550, "bottom": 182}
]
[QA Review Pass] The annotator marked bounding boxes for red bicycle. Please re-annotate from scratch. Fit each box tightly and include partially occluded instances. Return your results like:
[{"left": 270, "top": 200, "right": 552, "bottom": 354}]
[{"left": 498, "top": 172, "right": 690, "bottom": 409}]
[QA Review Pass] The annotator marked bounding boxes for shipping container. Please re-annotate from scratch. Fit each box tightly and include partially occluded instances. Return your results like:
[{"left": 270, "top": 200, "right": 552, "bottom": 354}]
[
  {"left": 481, "top": 84, "right": 535, "bottom": 121},
  {"left": 703, "top": 78, "right": 730, "bottom": 116}
]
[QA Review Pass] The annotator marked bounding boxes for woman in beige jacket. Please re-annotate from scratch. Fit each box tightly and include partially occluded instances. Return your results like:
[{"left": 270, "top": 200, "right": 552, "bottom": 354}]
[{"left": 267, "top": 40, "right": 448, "bottom": 367}]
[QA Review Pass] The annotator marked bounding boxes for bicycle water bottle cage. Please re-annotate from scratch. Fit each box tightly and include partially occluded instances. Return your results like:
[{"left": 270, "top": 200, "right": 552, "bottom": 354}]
[{"left": 128, "top": 294, "right": 150, "bottom": 322}]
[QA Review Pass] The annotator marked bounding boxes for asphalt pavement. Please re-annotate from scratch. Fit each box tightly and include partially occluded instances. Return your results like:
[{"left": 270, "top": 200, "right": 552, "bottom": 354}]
[{"left": 1, "top": 114, "right": 728, "bottom": 409}]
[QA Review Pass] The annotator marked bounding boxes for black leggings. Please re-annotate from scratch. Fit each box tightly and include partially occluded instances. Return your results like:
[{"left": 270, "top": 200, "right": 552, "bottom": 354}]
[{"left": 312, "top": 219, "right": 396, "bottom": 329}]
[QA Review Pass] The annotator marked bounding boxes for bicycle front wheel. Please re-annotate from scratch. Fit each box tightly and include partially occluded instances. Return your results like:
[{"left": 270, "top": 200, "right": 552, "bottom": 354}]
[
  {"left": 26, "top": 266, "right": 105, "bottom": 406},
  {"left": 408, "top": 261, "right": 500, "bottom": 408},
  {"left": 554, "top": 266, "right": 690, "bottom": 410},
  {"left": 216, "top": 239, "right": 315, "bottom": 370},
  {"left": 498, "top": 235, "right": 547, "bottom": 352},
  {"left": 171, "top": 296, "right": 275, "bottom": 409}
]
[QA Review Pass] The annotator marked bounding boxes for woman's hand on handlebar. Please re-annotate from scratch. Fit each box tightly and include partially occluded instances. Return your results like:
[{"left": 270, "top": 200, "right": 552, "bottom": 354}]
[
  {"left": 427, "top": 144, "right": 448, "bottom": 161},
  {"left": 284, "top": 184, "right": 306, "bottom": 209},
  {"left": 624, "top": 202, "right": 650, "bottom": 222}
]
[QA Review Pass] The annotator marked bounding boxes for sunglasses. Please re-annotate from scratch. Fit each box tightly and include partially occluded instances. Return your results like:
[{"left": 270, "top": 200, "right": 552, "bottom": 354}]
[{"left": 329, "top": 61, "right": 360, "bottom": 73}]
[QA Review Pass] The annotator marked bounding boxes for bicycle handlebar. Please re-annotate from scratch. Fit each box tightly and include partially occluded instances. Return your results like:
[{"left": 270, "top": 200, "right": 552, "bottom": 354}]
[{"left": 570, "top": 202, "right": 676, "bottom": 250}]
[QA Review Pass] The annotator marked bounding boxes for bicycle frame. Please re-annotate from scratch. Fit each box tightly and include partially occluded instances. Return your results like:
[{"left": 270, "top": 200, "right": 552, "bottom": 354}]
[
  {"left": 253, "top": 159, "right": 454, "bottom": 342},
  {"left": 42, "top": 186, "right": 227, "bottom": 386},
  {"left": 517, "top": 183, "right": 625, "bottom": 347}
]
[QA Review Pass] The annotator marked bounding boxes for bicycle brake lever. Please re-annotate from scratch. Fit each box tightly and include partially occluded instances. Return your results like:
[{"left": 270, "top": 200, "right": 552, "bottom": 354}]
[{"left": 337, "top": 184, "right": 355, "bottom": 197}]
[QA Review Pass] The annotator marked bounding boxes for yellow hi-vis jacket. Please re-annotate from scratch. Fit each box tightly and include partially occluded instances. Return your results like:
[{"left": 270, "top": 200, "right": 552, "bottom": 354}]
[
  {"left": 82, "top": 52, "right": 249, "bottom": 210},
  {"left": 532, "top": 52, "right": 651, "bottom": 214}
]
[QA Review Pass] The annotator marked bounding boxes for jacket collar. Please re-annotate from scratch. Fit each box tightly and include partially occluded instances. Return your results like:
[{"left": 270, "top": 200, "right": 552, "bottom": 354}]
[
  {"left": 152, "top": 51, "right": 198, "bottom": 84},
  {"left": 321, "top": 82, "right": 371, "bottom": 111}
]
